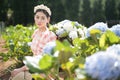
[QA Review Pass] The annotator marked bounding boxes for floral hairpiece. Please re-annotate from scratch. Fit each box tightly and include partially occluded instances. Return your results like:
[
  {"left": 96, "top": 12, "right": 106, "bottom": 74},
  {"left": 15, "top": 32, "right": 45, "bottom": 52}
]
[{"left": 34, "top": 4, "right": 51, "bottom": 16}]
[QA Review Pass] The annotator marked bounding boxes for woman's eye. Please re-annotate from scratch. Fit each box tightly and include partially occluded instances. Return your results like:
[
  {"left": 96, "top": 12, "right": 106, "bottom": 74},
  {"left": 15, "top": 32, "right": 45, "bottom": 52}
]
[
  {"left": 41, "top": 17, "right": 45, "bottom": 20},
  {"left": 35, "top": 15, "right": 46, "bottom": 21},
  {"left": 36, "top": 16, "right": 39, "bottom": 19}
]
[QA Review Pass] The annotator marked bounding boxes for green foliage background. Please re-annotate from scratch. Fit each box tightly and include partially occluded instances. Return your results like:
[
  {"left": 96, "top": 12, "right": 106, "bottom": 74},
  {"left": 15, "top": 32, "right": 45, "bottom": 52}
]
[{"left": 0, "top": 0, "right": 120, "bottom": 27}]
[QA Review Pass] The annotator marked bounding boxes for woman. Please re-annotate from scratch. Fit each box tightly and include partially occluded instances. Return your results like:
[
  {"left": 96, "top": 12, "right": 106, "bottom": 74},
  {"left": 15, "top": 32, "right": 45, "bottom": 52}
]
[{"left": 10, "top": 4, "right": 57, "bottom": 79}]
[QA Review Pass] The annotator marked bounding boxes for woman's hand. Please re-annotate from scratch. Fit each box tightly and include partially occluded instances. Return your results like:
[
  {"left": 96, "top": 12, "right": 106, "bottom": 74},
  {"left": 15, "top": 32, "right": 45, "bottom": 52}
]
[
  {"left": 11, "top": 66, "right": 29, "bottom": 77},
  {"left": 11, "top": 68, "right": 22, "bottom": 77}
]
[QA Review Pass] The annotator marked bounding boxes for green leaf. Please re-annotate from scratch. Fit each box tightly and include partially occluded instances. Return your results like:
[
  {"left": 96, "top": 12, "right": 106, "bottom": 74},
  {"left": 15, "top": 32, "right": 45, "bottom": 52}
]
[
  {"left": 55, "top": 40, "right": 65, "bottom": 51},
  {"left": 90, "top": 29, "right": 101, "bottom": 35},
  {"left": 90, "top": 29, "right": 101, "bottom": 44},
  {"left": 73, "top": 38, "right": 81, "bottom": 47},
  {"left": 9, "top": 44, "right": 14, "bottom": 52},
  {"left": 74, "top": 56, "right": 85, "bottom": 65},
  {"left": 26, "top": 61, "right": 43, "bottom": 73},
  {"left": 32, "top": 74, "right": 45, "bottom": 80},
  {"left": 39, "top": 54, "right": 53, "bottom": 70},
  {"left": 99, "top": 33, "right": 106, "bottom": 48},
  {"left": 59, "top": 31, "right": 68, "bottom": 38},
  {"left": 58, "top": 51, "right": 73, "bottom": 64},
  {"left": 62, "top": 39, "right": 71, "bottom": 46},
  {"left": 106, "top": 30, "right": 119, "bottom": 44},
  {"left": 61, "top": 61, "right": 74, "bottom": 70}
]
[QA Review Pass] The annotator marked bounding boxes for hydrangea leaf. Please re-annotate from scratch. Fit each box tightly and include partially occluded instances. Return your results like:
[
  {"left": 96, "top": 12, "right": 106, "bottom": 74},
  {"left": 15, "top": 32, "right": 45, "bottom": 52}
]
[
  {"left": 39, "top": 54, "right": 53, "bottom": 70},
  {"left": 106, "top": 30, "right": 119, "bottom": 44},
  {"left": 90, "top": 29, "right": 101, "bottom": 35},
  {"left": 99, "top": 33, "right": 106, "bottom": 48}
]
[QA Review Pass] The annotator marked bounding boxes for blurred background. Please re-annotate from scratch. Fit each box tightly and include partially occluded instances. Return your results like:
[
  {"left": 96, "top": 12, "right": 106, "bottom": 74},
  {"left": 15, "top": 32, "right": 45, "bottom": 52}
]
[{"left": 0, "top": 0, "right": 120, "bottom": 27}]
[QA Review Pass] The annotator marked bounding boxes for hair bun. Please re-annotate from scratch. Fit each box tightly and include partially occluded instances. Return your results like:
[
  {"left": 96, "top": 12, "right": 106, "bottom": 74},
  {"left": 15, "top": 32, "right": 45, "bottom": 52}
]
[{"left": 34, "top": 4, "right": 51, "bottom": 16}]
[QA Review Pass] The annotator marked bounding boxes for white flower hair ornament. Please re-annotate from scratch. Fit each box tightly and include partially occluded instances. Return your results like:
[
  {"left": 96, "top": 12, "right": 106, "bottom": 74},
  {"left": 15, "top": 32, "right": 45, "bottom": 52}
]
[{"left": 34, "top": 4, "right": 51, "bottom": 16}]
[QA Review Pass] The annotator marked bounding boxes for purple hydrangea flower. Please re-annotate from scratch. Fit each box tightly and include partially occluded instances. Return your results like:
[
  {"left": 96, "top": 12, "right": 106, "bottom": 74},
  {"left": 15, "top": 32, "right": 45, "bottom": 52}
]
[{"left": 109, "top": 24, "right": 120, "bottom": 37}]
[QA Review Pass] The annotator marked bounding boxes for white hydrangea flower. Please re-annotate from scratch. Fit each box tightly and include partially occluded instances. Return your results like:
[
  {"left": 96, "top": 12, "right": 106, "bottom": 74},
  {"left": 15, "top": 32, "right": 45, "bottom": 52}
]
[
  {"left": 69, "top": 31, "right": 78, "bottom": 40},
  {"left": 56, "top": 23, "right": 63, "bottom": 29},
  {"left": 77, "top": 29, "right": 84, "bottom": 39},
  {"left": 56, "top": 28, "right": 66, "bottom": 37},
  {"left": 78, "top": 27, "right": 88, "bottom": 39},
  {"left": 63, "top": 21, "right": 75, "bottom": 32}
]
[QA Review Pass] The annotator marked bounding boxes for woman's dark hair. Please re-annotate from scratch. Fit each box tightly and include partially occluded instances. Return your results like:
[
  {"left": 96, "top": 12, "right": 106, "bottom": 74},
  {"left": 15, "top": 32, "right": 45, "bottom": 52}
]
[{"left": 34, "top": 9, "right": 50, "bottom": 18}]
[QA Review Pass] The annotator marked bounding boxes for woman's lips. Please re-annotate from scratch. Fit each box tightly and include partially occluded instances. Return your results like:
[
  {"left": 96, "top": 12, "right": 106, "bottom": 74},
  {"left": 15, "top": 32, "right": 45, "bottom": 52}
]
[{"left": 38, "top": 23, "right": 42, "bottom": 26}]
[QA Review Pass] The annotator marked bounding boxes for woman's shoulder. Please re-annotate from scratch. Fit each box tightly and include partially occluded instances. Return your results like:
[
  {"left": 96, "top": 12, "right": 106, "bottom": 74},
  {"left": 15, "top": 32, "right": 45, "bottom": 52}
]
[
  {"left": 33, "top": 29, "right": 40, "bottom": 34},
  {"left": 44, "top": 29, "right": 57, "bottom": 38},
  {"left": 49, "top": 31, "right": 57, "bottom": 39},
  {"left": 34, "top": 29, "right": 39, "bottom": 33},
  {"left": 45, "top": 28, "right": 54, "bottom": 34},
  {"left": 49, "top": 30, "right": 56, "bottom": 36},
  {"left": 32, "top": 29, "right": 39, "bottom": 38}
]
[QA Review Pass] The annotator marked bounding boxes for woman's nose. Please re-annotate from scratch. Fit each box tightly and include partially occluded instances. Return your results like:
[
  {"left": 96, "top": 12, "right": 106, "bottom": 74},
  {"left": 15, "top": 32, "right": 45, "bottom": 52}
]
[
  {"left": 38, "top": 19, "right": 42, "bottom": 22},
  {"left": 38, "top": 18, "right": 44, "bottom": 22}
]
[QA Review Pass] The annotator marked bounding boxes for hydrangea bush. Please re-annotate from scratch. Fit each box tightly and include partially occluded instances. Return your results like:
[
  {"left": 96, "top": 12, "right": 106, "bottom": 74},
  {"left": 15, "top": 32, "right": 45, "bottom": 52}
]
[{"left": 23, "top": 20, "right": 120, "bottom": 80}]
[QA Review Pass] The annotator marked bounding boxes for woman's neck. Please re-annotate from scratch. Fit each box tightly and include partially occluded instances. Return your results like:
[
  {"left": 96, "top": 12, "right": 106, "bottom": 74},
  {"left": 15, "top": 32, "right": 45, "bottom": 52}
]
[{"left": 38, "top": 27, "right": 47, "bottom": 32}]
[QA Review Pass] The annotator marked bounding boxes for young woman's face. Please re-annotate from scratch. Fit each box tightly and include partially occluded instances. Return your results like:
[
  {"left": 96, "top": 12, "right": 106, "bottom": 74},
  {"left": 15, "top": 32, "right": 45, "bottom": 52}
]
[{"left": 34, "top": 11, "right": 50, "bottom": 28}]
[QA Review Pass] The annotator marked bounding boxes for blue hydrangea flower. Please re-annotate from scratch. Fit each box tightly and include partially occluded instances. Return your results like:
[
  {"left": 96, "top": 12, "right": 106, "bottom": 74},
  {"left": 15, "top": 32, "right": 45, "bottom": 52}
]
[
  {"left": 86, "top": 22, "right": 108, "bottom": 37},
  {"left": 88, "top": 22, "right": 108, "bottom": 32},
  {"left": 43, "top": 41, "right": 56, "bottom": 55},
  {"left": 109, "top": 24, "right": 120, "bottom": 37},
  {"left": 85, "top": 50, "right": 120, "bottom": 80},
  {"left": 85, "top": 29, "right": 91, "bottom": 38},
  {"left": 106, "top": 44, "right": 120, "bottom": 55}
]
